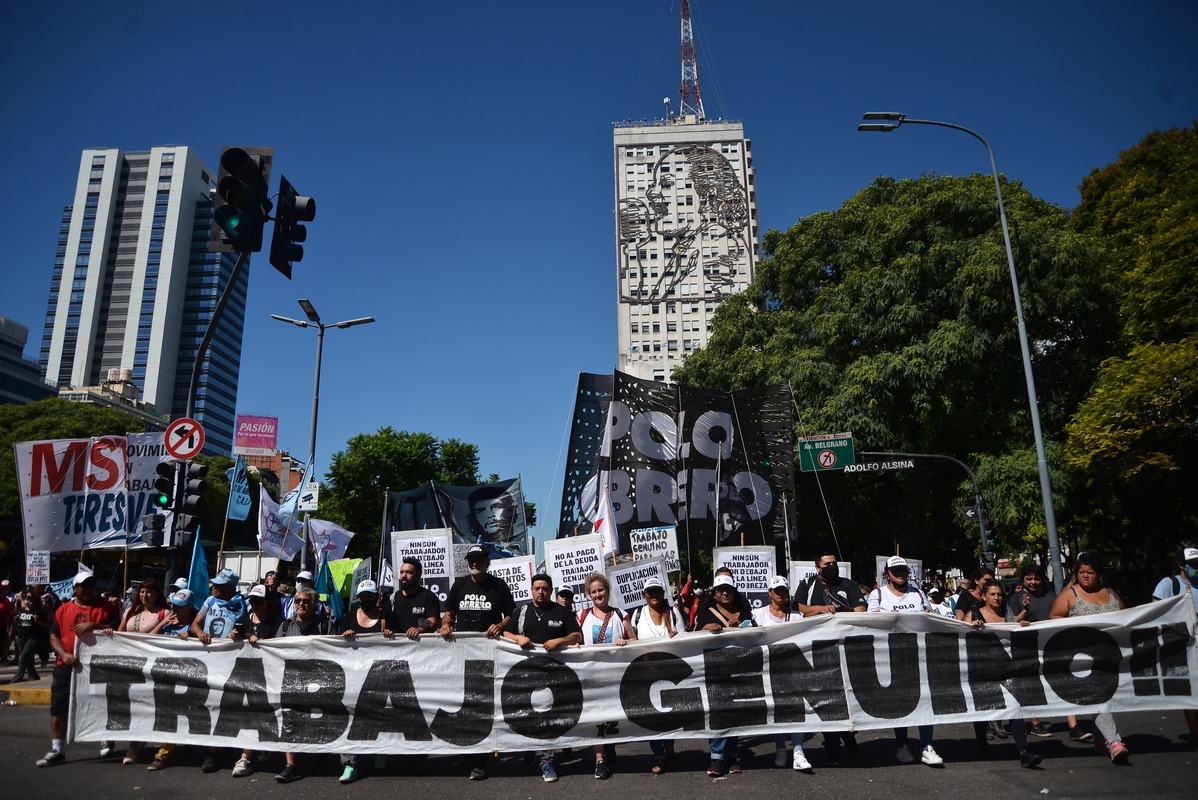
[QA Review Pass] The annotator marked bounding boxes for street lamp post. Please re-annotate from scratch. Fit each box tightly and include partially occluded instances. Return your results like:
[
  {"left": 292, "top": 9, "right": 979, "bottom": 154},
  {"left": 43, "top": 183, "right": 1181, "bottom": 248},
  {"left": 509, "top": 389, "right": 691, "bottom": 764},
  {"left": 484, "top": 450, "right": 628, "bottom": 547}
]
[
  {"left": 271, "top": 299, "right": 375, "bottom": 569},
  {"left": 858, "top": 112, "right": 1064, "bottom": 590}
]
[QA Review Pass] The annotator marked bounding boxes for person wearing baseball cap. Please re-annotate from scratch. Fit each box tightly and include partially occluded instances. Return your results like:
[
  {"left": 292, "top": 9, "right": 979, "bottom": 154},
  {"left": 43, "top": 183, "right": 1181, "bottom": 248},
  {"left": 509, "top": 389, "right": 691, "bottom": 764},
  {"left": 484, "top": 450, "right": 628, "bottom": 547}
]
[
  {"left": 695, "top": 573, "right": 756, "bottom": 777},
  {"left": 751, "top": 576, "right": 812, "bottom": 771},
  {"left": 868, "top": 555, "right": 944, "bottom": 767},
  {"left": 440, "top": 541, "right": 514, "bottom": 781},
  {"left": 1152, "top": 542, "right": 1198, "bottom": 739},
  {"left": 334, "top": 579, "right": 395, "bottom": 783}
]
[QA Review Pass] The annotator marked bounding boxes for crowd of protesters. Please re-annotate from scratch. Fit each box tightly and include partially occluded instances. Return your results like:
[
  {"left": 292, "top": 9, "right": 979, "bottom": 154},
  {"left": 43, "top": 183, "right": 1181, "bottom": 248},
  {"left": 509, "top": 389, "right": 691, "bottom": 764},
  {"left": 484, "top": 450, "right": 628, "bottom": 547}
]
[{"left": 6, "top": 539, "right": 1197, "bottom": 783}]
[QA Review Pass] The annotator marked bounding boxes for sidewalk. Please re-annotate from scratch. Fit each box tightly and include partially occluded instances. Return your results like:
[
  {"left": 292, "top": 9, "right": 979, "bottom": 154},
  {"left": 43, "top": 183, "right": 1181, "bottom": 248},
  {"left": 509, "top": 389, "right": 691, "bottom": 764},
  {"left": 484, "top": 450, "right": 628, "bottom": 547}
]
[{"left": 0, "top": 657, "right": 52, "bottom": 705}]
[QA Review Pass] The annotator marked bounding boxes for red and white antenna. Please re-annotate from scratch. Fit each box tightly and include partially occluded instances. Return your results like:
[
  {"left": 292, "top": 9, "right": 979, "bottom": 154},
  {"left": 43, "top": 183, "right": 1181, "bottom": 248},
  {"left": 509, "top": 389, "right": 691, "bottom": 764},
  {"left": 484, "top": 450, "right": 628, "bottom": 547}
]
[{"left": 679, "top": 0, "right": 705, "bottom": 120}]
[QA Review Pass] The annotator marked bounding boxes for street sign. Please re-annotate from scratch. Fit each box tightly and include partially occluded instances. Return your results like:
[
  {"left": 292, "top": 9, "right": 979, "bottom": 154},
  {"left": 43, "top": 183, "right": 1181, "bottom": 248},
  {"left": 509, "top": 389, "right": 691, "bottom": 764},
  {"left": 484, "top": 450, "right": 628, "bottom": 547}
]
[
  {"left": 297, "top": 481, "right": 319, "bottom": 512},
  {"left": 164, "top": 417, "right": 205, "bottom": 460},
  {"left": 797, "top": 432, "right": 855, "bottom": 472}
]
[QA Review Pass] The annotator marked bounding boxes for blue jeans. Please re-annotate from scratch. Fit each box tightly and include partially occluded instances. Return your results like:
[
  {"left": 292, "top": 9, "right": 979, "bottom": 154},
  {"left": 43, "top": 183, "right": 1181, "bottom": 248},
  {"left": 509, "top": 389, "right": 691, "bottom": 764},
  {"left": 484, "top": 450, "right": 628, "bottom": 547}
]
[
  {"left": 709, "top": 736, "right": 738, "bottom": 761},
  {"left": 774, "top": 733, "right": 804, "bottom": 753},
  {"left": 649, "top": 739, "right": 675, "bottom": 756}
]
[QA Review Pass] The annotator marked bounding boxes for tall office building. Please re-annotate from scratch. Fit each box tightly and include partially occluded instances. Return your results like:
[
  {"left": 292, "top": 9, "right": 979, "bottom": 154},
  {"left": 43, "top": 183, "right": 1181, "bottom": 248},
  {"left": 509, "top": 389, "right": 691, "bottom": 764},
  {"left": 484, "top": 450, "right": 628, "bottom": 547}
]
[
  {"left": 39, "top": 146, "right": 247, "bottom": 454},
  {"left": 613, "top": 118, "right": 759, "bottom": 381}
]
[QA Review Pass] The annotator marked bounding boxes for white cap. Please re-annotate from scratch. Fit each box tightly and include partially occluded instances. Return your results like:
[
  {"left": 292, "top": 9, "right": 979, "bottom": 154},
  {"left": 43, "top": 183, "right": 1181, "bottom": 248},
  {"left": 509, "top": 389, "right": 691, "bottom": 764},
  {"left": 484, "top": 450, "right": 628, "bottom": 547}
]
[
  {"left": 169, "top": 589, "right": 195, "bottom": 606},
  {"left": 886, "top": 555, "right": 909, "bottom": 570},
  {"left": 73, "top": 572, "right": 95, "bottom": 586},
  {"left": 248, "top": 584, "right": 267, "bottom": 599},
  {"left": 1183, "top": 547, "right": 1198, "bottom": 564},
  {"left": 356, "top": 579, "right": 379, "bottom": 596},
  {"left": 296, "top": 570, "right": 314, "bottom": 582},
  {"left": 172, "top": 578, "right": 189, "bottom": 590},
  {"left": 713, "top": 574, "right": 737, "bottom": 590},
  {"left": 642, "top": 576, "right": 665, "bottom": 591},
  {"left": 769, "top": 575, "right": 790, "bottom": 591}
]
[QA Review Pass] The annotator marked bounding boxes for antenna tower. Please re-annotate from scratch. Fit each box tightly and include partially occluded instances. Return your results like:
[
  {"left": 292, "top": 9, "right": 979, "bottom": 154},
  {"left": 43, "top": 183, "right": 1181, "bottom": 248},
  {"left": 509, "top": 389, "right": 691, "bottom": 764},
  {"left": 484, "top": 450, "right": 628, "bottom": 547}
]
[{"left": 679, "top": 0, "right": 705, "bottom": 120}]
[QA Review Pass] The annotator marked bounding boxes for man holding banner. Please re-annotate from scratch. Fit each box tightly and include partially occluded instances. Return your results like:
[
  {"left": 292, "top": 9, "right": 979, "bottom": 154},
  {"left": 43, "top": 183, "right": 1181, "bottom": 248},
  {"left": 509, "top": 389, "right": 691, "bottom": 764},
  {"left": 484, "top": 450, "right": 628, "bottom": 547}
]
[{"left": 392, "top": 557, "right": 441, "bottom": 640}]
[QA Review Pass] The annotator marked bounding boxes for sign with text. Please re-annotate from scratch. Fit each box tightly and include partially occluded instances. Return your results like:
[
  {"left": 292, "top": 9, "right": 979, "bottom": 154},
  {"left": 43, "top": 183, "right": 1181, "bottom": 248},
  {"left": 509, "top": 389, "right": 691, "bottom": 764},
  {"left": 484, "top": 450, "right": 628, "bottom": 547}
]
[
  {"left": 797, "top": 432, "right": 855, "bottom": 472},
  {"left": 26, "top": 550, "right": 51, "bottom": 584},
  {"left": 233, "top": 415, "right": 279, "bottom": 456},
  {"left": 629, "top": 525, "right": 681, "bottom": 573},
  {"left": 16, "top": 436, "right": 130, "bottom": 552},
  {"left": 70, "top": 596, "right": 1198, "bottom": 754},
  {"left": 544, "top": 535, "right": 603, "bottom": 612},
  {"left": 489, "top": 555, "right": 535, "bottom": 604},
  {"left": 714, "top": 546, "right": 776, "bottom": 610},
  {"left": 392, "top": 530, "right": 452, "bottom": 605},
  {"left": 607, "top": 558, "right": 669, "bottom": 611}
]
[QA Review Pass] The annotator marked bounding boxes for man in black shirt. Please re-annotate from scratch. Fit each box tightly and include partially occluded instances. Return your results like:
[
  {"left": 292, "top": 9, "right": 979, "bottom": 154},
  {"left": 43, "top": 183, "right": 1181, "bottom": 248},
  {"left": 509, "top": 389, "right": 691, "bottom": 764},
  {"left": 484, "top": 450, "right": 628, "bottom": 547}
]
[
  {"left": 439, "top": 544, "right": 516, "bottom": 780},
  {"left": 391, "top": 557, "right": 441, "bottom": 639},
  {"left": 794, "top": 550, "right": 865, "bottom": 766},
  {"left": 504, "top": 573, "right": 582, "bottom": 783}
]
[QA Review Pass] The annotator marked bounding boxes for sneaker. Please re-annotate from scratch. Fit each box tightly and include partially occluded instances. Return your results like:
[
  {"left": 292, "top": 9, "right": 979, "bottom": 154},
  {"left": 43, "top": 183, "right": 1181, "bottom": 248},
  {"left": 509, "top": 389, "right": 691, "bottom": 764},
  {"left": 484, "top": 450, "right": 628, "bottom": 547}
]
[
  {"left": 201, "top": 754, "right": 219, "bottom": 773},
  {"left": 100, "top": 741, "right": 114, "bottom": 757},
  {"left": 1028, "top": 722, "right": 1052, "bottom": 738},
  {"left": 895, "top": 747, "right": 915, "bottom": 764},
  {"left": 232, "top": 757, "right": 253, "bottom": 778},
  {"left": 541, "top": 762, "right": 559, "bottom": 782},
  {"left": 147, "top": 759, "right": 167, "bottom": 771},
  {"left": 594, "top": 759, "right": 612, "bottom": 779},
  {"left": 468, "top": 767, "right": 487, "bottom": 781},
  {"left": 1108, "top": 741, "right": 1129, "bottom": 764},
  {"left": 792, "top": 750, "right": 813, "bottom": 772},
  {"left": 707, "top": 759, "right": 727, "bottom": 777},
  {"left": 921, "top": 746, "right": 945, "bottom": 767},
  {"left": 275, "top": 763, "right": 300, "bottom": 783},
  {"left": 773, "top": 749, "right": 787, "bottom": 768},
  {"left": 339, "top": 765, "right": 357, "bottom": 784},
  {"left": 1069, "top": 727, "right": 1094, "bottom": 742},
  {"left": 1020, "top": 750, "right": 1043, "bottom": 768},
  {"left": 36, "top": 749, "right": 65, "bottom": 767}
]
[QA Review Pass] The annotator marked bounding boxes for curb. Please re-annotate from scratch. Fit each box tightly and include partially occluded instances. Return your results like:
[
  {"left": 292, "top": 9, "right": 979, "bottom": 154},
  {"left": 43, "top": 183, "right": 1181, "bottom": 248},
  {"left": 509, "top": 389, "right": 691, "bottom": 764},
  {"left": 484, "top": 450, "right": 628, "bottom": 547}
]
[{"left": 1, "top": 681, "right": 52, "bottom": 705}]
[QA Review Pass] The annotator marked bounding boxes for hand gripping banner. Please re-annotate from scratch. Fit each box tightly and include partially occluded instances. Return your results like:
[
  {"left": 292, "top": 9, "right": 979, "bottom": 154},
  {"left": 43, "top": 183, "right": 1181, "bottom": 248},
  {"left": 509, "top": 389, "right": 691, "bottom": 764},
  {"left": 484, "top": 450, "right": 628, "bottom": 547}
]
[{"left": 70, "top": 596, "right": 1197, "bottom": 754}]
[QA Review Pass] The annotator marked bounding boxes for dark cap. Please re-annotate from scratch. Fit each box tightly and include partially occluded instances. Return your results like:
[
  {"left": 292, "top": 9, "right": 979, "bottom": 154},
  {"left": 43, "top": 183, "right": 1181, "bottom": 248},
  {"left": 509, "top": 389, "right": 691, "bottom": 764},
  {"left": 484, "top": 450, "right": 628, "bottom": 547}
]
[{"left": 465, "top": 544, "right": 489, "bottom": 560}]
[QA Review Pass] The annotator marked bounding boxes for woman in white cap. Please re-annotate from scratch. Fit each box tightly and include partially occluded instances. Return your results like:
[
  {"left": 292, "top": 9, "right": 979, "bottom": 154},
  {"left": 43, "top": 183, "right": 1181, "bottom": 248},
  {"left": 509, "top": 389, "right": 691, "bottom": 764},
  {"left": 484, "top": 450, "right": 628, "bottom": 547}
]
[
  {"left": 334, "top": 580, "right": 395, "bottom": 784},
  {"left": 629, "top": 575, "right": 685, "bottom": 774},
  {"left": 696, "top": 573, "right": 756, "bottom": 777},
  {"left": 752, "top": 576, "right": 814, "bottom": 772},
  {"left": 867, "top": 556, "right": 944, "bottom": 768}
]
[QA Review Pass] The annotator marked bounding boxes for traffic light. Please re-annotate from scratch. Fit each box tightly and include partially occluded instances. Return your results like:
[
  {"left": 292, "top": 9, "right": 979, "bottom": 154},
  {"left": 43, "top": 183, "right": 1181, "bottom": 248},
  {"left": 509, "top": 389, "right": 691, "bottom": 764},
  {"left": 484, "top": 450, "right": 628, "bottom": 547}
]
[
  {"left": 268, "top": 175, "right": 316, "bottom": 279},
  {"left": 983, "top": 519, "right": 999, "bottom": 553},
  {"left": 152, "top": 462, "right": 177, "bottom": 510},
  {"left": 178, "top": 462, "right": 208, "bottom": 536},
  {"left": 214, "top": 147, "right": 271, "bottom": 252},
  {"left": 140, "top": 513, "right": 165, "bottom": 546}
]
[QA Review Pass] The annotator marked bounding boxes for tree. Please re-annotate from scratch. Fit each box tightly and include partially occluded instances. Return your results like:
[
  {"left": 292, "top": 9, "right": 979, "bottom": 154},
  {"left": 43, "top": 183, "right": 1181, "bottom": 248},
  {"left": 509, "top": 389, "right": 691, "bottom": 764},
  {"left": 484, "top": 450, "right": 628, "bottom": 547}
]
[
  {"left": 1066, "top": 122, "right": 1198, "bottom": 543},
  {"left": 0, "top": 397, "right": 148, "bottom": 516},
  {"left": 675, "top": 174, "right": 1120, "bottom": 569},
  {"left": 320, "top": 428, "right": 481, "bottom": 559}
]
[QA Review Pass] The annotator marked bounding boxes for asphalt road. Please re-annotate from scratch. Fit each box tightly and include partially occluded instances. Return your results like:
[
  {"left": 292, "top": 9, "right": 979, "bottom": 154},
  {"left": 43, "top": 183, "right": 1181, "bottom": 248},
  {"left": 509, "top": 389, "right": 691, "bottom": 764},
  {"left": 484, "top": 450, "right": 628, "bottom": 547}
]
[{"left": 2, "top": 705, "right": 1195, "bottom": 800}]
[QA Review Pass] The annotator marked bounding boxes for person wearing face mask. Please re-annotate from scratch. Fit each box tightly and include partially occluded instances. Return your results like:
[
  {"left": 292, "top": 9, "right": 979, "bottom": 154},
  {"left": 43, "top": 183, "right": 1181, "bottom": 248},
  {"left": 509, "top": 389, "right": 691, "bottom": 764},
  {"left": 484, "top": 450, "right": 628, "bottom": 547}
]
[
  {"left": 335, "top": 580, "right": 395, "bottom": 783},
  {"left": 1152, "top": 543, "right": 1198, "bottom": 742},
  {"left": 795, "top": 550, "right": 865, "bottom": 766},
  {"left": 867, "top": 556, "right": 944, "bottom": 768}
]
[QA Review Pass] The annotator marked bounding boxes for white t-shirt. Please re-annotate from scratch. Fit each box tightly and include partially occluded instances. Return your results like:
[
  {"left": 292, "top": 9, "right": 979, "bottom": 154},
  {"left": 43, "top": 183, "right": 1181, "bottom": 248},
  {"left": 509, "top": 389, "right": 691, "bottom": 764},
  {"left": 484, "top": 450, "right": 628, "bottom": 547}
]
[
  {"left": 630, "top": 605, "right": 686, "bottom": 639},
  {"left": 752, "top": 605, "right": 802, "bottom": 626},
  {"left": 579, "top": 607, "right": 626, "bottom": 644},
  {"left": 867, "top": 584, "right": 930, "bottom": 614}
]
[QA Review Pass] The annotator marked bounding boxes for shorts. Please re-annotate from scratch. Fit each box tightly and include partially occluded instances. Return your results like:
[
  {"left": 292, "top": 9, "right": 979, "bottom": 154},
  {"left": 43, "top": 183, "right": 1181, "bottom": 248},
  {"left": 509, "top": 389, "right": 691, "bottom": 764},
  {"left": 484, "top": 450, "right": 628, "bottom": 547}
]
[{"left": 50, "top": 665, "right": 73, "bottom": 717}]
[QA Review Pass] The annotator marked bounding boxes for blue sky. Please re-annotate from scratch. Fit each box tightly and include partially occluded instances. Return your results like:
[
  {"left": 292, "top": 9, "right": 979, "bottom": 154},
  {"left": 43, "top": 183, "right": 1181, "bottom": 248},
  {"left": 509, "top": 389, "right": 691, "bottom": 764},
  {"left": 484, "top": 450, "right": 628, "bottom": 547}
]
[{"left": 3, "top": 2, "right": 1196, "bottom": 549}]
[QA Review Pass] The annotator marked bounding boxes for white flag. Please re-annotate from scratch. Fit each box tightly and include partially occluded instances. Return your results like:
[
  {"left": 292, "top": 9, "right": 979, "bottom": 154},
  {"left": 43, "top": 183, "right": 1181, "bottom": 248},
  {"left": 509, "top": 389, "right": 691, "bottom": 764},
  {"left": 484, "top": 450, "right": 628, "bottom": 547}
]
[
  {"left": 594, "top": 478, "right": 618, "bottom": 564},
  {"left": 309, "top": 518, "right": 355, "bottom": 561},
  {"left": 258, "top": 486, "right": 304, "bottom": 561}
]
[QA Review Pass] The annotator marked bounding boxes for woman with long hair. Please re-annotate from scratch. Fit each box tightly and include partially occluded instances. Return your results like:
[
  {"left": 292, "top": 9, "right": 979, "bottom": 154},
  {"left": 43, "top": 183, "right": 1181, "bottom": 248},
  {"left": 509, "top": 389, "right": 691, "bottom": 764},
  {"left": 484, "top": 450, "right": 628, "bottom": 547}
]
[
  {"left": 579, "top": 572, "right": 634, "bottom": 779},
  {"left": 116, "top": 577, "right": 167, "bottom": 765}
]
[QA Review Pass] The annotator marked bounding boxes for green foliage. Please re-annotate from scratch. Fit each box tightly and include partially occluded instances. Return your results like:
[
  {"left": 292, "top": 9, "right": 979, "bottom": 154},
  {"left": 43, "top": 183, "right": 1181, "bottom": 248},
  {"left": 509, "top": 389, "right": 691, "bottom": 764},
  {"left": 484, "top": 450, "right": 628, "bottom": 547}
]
[
  {"left": 0, "top": 398, "right": 148, "bottom": 516},
  {"left": 676, "top": 174, "right": 1120, "bottom": 569},
  {"left": 320, "top": 427, "right": 481, "bottom": 559},
  {"left": 1067, "top": 123, "right": 1198, "bottom": 543}
]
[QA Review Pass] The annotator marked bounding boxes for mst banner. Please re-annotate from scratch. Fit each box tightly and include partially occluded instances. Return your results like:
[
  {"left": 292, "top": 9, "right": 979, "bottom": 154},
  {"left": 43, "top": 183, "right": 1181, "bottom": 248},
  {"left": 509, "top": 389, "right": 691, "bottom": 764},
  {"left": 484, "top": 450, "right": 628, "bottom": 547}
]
[{"left": 71, "top": 597, "right": 1197, "bottom": 754}]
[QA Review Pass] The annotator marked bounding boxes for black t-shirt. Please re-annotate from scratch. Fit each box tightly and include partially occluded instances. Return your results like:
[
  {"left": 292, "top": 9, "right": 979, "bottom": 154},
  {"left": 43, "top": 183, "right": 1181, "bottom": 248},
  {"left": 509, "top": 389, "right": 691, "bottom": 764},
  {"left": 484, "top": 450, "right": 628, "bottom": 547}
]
[
  {"left": 235, "top": 611, "right": 279, "bottom": 640},
  {"left": 797, "top": 576, "right": 866, "bottom": 611},
  {"left": 695, "top": 604, "right": 753, "bottom": 629},
  {"left": 1009, "top": 586, "right": 1057, "bottom": 622},
  {"left": 15, "top": 608, "right": 49, "bottom": 639},
  {"left": 391, "top": 587, "right": 441, "bottom": 632},
  {"left": 506, "top": 601, "right": 581, "bottom": 644},
  {"left": 446, "top": 573, "right": 515, "bottom": 632},
  {"left": 338, "top": 606, "right": 396, "bottom": 635}
]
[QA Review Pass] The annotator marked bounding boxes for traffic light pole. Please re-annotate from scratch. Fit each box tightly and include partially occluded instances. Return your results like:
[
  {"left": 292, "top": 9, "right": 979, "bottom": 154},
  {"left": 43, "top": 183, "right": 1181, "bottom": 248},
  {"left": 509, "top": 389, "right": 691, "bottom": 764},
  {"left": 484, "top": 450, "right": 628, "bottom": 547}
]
[{"left": 859, "top": 451, "right": 991, "bottom": 569}]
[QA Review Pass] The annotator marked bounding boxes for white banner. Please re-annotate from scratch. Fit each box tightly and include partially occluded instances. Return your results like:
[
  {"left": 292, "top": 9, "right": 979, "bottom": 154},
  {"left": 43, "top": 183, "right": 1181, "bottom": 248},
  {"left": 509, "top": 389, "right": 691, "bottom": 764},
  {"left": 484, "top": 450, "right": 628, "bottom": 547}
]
[
  {"left": 70, "top": 596, "right": 1198, "bottom": 753},
  {"left": 26, "top": 549, "right": 51, "bottom": 584},
  {"left": 258, "top": 486, "right": 303, "bottom": 561},
  {"left": 310, "top": 519, "right": 355, "bottom": 561},
  {"left": 714, "top": 546, "right": 776, "bottom": 610},
  {"left": 606, "top": 558, "right": 669, "bottom": 611},
  {"left": 629, "top": 525, "right": 681, "bottom": 572},
  {"left": 125, "top": 432, "right": 173, "bottom": 548},
  {"left": 16, "top": 436, "right": 130, "bottom": 552},
  {"left": 391, "top": 530, "right": 452, "bottom": 605},
  {"left": 544, "top": 535, "right": 603, "bottom": 612}
]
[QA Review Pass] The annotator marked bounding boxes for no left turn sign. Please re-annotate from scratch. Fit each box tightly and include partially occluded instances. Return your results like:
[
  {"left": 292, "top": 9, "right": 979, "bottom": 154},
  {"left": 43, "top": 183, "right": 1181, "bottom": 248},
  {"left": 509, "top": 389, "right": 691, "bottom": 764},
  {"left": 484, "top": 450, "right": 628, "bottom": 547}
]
[{"left": 164, "top": 417, "right": 205, "bottom": 460}]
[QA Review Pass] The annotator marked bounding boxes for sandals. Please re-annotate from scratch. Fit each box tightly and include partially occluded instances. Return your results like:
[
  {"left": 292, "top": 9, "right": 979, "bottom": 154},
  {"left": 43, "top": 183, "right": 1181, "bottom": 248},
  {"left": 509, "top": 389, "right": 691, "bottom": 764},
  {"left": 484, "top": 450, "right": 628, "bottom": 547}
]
[
  {"left": 651, "top": 759, "right": 667, "bottom": 775},
  {"left": 727, "top": 760, "right": 743, "bottom": 774}
]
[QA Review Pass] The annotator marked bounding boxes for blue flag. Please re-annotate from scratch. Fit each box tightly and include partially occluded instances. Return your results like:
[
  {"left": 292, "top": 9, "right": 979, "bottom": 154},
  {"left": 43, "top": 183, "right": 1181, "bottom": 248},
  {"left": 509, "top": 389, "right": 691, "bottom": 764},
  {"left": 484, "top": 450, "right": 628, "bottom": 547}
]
[
  {"left": 187, "top": 525, "right": 209, "bottom": 608},
  {"left": 279, "top": 459, "right": 314, "bottom": 533},
  {"left": 225, "top": 456, "right": 252, "bottom": 522},
  {"left": 315, "top": 552, "right": 344, "bottom": 623}
]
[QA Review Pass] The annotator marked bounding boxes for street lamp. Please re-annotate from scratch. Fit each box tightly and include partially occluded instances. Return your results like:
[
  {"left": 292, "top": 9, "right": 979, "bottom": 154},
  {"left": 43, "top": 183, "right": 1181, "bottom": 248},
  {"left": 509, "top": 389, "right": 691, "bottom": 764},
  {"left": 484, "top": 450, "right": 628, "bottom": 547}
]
[
  {"left": 858, "top": 112, "right": 1064, "bottom": 590},
  {"left": 271, "top": 299, "right": 375, "bottom": 568}
]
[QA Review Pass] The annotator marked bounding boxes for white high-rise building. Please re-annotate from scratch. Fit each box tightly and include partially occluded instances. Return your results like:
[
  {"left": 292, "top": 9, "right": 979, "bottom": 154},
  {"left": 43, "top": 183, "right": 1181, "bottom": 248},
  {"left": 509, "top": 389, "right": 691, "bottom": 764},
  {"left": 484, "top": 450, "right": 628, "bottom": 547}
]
[
  {"left": 39, "top": 146, "right": 246, "bottom": 453},
  {"left": 614, "top": 118, "right": 759, "bottom": 381}
]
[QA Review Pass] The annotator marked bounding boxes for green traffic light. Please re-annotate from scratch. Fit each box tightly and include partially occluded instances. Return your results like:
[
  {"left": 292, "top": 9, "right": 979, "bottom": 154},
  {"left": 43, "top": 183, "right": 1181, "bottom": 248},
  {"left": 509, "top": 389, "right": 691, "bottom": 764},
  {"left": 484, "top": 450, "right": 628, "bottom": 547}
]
[
  {"left": 215, "top": 205, "right": 245, "bottom": 237},
  {"left": 151, "top": 490, "right": 171, "bottom": 509}
]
